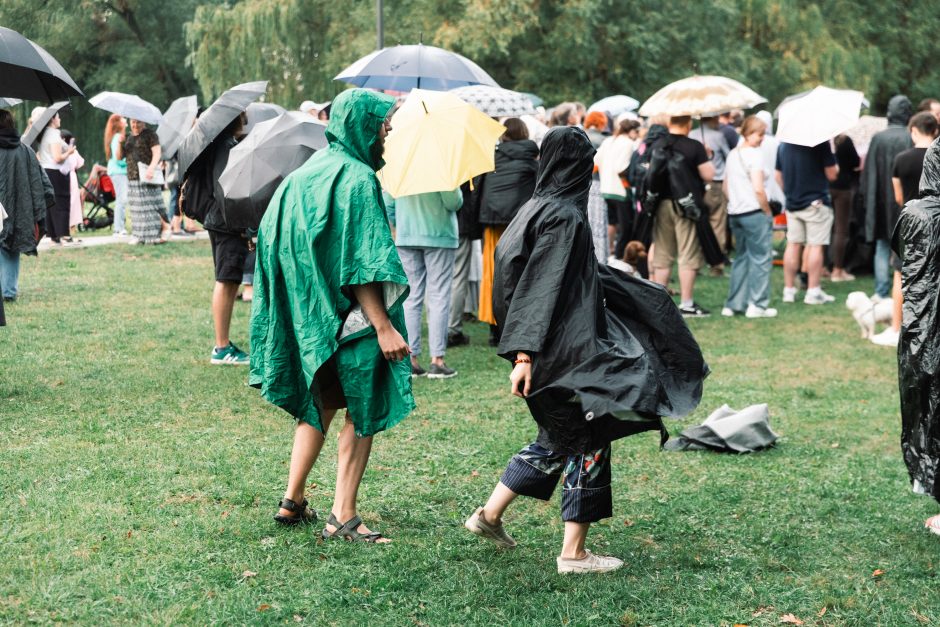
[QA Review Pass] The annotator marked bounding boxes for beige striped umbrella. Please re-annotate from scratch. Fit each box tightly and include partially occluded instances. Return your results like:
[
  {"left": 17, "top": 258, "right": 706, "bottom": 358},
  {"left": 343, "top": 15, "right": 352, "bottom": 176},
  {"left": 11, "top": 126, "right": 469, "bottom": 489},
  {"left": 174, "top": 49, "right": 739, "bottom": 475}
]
[{"left": 638, "top": 75, "right": 766, "bottom": 117}]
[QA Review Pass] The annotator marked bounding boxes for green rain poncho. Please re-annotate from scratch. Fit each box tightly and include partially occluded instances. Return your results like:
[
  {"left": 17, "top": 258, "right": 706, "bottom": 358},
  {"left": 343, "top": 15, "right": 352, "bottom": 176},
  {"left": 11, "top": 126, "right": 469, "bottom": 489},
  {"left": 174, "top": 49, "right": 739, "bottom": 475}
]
[{"left": 249, "top": 89, "right": 415, "bottom": 437}]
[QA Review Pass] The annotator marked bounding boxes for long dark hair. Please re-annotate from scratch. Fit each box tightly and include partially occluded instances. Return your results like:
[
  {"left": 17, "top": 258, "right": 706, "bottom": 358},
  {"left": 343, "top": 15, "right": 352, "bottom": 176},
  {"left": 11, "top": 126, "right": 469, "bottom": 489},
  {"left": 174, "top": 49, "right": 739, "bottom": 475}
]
[{"left": 501, "top": 117, "right": 529, "bottom": 142}]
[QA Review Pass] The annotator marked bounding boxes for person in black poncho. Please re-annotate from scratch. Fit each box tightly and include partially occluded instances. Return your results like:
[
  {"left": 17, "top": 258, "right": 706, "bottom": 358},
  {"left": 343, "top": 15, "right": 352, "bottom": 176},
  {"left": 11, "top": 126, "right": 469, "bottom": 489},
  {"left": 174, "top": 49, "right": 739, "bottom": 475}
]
[{"left": 464, "top": 126, "right": 708, "bottom": 574}]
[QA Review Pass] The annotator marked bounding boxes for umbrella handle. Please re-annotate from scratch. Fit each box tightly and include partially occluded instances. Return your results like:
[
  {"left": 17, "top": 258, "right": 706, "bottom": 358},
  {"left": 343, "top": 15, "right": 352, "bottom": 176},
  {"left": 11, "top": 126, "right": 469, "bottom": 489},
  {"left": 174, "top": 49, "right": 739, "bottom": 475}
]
[{"left": 422, "top": 101, "right": 429, "bottom": 115}]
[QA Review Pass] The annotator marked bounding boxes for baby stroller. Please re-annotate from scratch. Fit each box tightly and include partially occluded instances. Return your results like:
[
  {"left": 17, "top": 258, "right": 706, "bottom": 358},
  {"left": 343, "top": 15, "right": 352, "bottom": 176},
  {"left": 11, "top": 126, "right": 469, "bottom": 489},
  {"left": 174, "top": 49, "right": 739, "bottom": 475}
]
[{"left": 79, "top": 164, "right": 115, "bottom": 231}]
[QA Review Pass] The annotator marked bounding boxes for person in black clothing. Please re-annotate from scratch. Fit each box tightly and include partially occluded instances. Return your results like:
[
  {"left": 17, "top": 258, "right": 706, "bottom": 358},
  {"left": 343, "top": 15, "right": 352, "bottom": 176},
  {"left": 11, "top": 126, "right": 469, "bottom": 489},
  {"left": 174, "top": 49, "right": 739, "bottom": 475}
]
[
  {"left": 829, "top": 134, "right": 860, "bottom": 281},
  {"left": 181, "top": 113, "right": 249, "bottom": 365},
  {"left": 476, "top": 118, "right": 539, "bottom": 346},
  {"left": 447, "top": 178, "right": 482, "bottom": 347}
]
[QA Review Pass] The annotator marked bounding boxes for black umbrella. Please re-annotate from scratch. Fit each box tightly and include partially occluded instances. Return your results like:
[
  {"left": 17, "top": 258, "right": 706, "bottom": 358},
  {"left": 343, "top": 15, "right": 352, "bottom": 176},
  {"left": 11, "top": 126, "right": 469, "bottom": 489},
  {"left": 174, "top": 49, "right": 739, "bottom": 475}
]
[
  {"left": 0, "top": 27, "right": 84, "bottom": 102},
  {"left": 177, "top": 81, "right": 267, "bottom": 177},
  {"left": 219, "top": 111, "right": 327, "bottom": 231},
  {"left": 157, "top": 95, "right": 198, "bottom": 160},
  {"left": 21, "top": 101, "right": 69, "bottom": 148}
]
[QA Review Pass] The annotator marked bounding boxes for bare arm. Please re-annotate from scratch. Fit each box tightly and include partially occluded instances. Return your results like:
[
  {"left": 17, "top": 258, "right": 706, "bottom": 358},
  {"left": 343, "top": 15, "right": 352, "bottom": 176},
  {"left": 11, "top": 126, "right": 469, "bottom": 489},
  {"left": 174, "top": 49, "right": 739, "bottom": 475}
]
[
  {"left": 350, "top": 283, "right": 409, "bottom": 361},
  {"left": 697, "top": 161, "right": 715, "bottom": 183},
  {"left": 892, "top": 177, "right": 904, "bottom": 207},
  {"left": 824, "top": 164, "right": 839, "bottom": 182},
  {"left": 50, "top": 141, "right": 75, "bottom": 164},
  {"left": 115, "top": 134, "right": 124, "bottom": 160},
  {"left": 751, "top": 169, "right": 771, "bottom": 214},
  {"left": 774, "top": 169, "right": 784, "bottom": 191},
  {"left": 145, "top": 144, "right": 162, "bottom": 180}
]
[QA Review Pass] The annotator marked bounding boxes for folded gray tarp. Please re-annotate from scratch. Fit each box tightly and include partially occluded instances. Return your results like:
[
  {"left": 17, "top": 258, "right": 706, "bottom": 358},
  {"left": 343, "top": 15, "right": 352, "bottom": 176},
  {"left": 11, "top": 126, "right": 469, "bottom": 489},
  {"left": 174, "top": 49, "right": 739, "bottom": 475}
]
[{"left": 664, "top": 403, "right": 778, "bottom": 453}]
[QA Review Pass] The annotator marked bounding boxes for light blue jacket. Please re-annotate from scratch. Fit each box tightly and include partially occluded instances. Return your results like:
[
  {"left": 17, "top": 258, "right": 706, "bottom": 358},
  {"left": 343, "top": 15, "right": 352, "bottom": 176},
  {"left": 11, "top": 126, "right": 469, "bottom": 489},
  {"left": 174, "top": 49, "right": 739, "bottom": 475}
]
[{"left": 384, "top": 189, "right": 463, "bottom": 249}]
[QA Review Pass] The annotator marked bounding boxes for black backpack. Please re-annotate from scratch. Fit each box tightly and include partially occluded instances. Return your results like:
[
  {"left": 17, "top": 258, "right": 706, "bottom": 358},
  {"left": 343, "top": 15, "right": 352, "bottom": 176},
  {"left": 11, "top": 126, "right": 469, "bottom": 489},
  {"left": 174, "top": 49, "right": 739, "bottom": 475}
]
[{"left": 644, "top": 135, "right": 706, "bottom": 221}]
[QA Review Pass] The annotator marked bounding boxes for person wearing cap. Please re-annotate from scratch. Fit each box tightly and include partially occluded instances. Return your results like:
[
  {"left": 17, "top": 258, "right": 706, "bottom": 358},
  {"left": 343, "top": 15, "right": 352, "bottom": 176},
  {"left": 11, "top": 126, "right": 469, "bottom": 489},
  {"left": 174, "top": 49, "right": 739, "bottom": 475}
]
[{"left": 299, "top": 100, "right": 331, "bottom": 121}]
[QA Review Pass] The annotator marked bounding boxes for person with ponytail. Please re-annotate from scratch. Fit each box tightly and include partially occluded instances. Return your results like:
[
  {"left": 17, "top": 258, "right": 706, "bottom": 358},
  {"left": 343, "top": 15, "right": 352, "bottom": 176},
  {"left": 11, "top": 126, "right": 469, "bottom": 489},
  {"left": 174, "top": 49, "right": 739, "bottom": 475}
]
[{"left": 104, "top": 114, "right": 129, "bottom": 236}]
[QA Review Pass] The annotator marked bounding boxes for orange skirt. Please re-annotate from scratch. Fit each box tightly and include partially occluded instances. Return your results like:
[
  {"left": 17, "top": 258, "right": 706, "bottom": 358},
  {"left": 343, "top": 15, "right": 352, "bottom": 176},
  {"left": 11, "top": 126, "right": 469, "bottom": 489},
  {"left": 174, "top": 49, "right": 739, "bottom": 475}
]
[{"left": 478, "top": 225, "right": 507, "bottom": 325}]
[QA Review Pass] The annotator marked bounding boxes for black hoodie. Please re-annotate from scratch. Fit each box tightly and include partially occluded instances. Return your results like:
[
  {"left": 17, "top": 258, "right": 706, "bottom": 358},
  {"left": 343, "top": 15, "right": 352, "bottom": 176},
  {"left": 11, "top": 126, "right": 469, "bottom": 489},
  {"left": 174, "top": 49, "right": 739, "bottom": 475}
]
[{"left": 478, "top": 139, "right": 539, "bottom": 225}]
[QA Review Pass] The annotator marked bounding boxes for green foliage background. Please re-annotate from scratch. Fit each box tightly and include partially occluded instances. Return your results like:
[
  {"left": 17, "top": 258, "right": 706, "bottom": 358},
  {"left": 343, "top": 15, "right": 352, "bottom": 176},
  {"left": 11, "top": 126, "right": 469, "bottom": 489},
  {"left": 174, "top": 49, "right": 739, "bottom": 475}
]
[{"left": 2, "top": 0, "right": 939, "bottom": 165}]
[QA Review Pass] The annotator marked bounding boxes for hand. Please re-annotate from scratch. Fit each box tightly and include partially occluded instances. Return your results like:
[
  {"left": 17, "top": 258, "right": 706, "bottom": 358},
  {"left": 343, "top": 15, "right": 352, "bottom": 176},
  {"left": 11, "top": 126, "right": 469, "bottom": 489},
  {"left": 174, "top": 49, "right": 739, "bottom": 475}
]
[
  {"left": 145, "top": 166, "right": 155, "bottom": 181},
  {"left": 376, "top": 325, "right": 410, "bottom": 361},
  {"left": 509, "top": 361, "right": 532, "bottom": 398}
]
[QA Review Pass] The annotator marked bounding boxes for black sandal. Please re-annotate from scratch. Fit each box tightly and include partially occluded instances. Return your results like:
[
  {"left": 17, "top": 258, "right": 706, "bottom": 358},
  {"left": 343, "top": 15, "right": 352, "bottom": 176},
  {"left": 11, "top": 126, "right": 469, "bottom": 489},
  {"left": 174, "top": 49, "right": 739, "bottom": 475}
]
[
  {"left": 273, "top": 498, "right": 318, "bottom": 526},
  {"left": 321, "top": 513, "right": 386, "bottom": 543}
]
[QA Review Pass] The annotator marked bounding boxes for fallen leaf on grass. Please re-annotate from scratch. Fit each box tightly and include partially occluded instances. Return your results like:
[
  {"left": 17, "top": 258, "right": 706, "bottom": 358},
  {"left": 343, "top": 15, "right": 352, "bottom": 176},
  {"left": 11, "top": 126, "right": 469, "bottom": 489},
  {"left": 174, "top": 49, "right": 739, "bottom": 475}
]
[
  {"left": 293, "top": 615, "right": 303, "bottom": 623},
  {"left": 241, "top": 570, "right": 257, "bottom": 580},
  {"left": 221, "top": 510, "right": 230, "bottom": 518},
  {"left": 623, "top": 519, "right": 634, "bottom": 527},
  {"left": 817, "top": 606, "right": 827, "bottom": 618},
  {"left": 752, "top": 607, "right": 774, "bottom": 618},
  {"left": 911, "top": 608, "right": 931, "bottom": 624},
  {"left": 872, "top": 569, "right": 886, "bottom": 577},
  {"left": 125, "top": 530, "right": 132, "bottom": 539},
  {"left": 830, "top": 443, "right": 840, "bottom": 448},
  {"left": 257, "top": 604, "right": 271, "bottom": 612},
  {"left": 779, "top": 614, "right": 803, "bottom": 625},
  {"left": 470, "top": 470, "right": 480, "bottom": 477},
  {"left": 733, "top": 624, "right": 749, "bottom": 627}
]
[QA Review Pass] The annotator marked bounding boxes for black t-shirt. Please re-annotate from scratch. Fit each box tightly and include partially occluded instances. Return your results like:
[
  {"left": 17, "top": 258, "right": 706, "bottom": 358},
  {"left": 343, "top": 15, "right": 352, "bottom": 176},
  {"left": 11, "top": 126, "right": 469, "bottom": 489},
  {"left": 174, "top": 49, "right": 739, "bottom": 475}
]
[
  {"left": 655, "top": 134, "right": 709, "bottom": 199},
  {"left": 775, "top": 142, "right": 837, "bottom": 209},
  {"left": 893, "top": 147, "right": 928, "bottom": 205},
  {"left": 831, "top": 136, "right": 861, "bottom": 190}
]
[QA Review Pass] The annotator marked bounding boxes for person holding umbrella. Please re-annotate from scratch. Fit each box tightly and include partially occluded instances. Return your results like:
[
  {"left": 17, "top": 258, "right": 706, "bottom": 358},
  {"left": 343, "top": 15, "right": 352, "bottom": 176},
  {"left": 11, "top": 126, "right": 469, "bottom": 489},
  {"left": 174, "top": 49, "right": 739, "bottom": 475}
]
[
  {"left": 250, "top": 88, "right": 413, "bottom": 542},
  {"left": 31, "top": 106, "right": 75, "bottom": 245},
  {"left": 125, "top": 119, "right": 166, "bottom": 244}
]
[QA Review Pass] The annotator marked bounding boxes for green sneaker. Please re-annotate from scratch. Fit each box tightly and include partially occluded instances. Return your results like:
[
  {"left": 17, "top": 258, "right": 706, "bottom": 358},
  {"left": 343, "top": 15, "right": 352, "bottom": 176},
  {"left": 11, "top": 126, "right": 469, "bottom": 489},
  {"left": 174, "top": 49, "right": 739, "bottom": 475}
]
[{"left": 211, "top": 342, "right": 249, "bottom": 365}]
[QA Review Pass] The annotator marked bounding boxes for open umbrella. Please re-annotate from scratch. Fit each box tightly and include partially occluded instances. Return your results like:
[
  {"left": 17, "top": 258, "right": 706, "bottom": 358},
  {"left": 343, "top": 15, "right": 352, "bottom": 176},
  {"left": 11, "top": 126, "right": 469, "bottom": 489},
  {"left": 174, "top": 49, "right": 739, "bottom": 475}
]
[
  {"left": 335, "top": 44, "right": 499, "bottom": 92},
  {"left": 589, "top": 95, "right": 640, "bottom": 117},
  {"left": 219, "top": 111, "right": 327, "bottom": 231},
  {"left": 448, "top": 85, "right": 534, "bottom": 118},
  {"left": 244, "top": 102, "right": 286, "bottom": 134},
  {"left": 21, "top": 100, "right": 69, "bottom": 148},
  {"left": 89, "top": 91, "right": 163, "bottom": 125},
  {"left": 0, "top": 98, "right": 22, "bottom": 108},
  {"left": 775, "top": 86, "right": 864, "bottom": 147},
  {"left": 157, "top": 95, "right": 198, "bottom": 161},
  {"left": 638, "top": 75, "right": 765, "bottom": 118},
  {"left": 177, "top": 80, "right": 267, "bottom": 177},
  {"left": 522, "top": 92, "right": 543, "bottom": 108},
  {"left": 378, "top": 89, "right": 506, "bottom": 198},
  {"left": 0, "top": 26, "right": 84, "bottom": 102}
]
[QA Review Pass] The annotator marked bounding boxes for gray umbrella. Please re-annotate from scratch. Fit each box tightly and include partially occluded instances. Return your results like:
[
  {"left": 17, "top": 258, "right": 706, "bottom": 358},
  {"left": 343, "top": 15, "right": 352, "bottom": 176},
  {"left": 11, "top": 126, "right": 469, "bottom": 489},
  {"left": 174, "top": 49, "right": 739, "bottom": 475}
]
[
  {"left": 177, "top": 80, "right": 267, "bottom": 177},
  {"left": 244, "top": 102, "right": 286, "bottom": 134},
  {"left": 0, "top": 27, "right": 84, "bottom": 102},
  {"left": 219, "top": 111, "right": 327, "bottom": 231},
  {"left": 663, "top": 403, "right": 779, "bottom": 453},
  {"left": 89, "top": 91, "right": 163, "bottom": 125},
  {"left": 157, "top": 95, "right": 198, "bottom": 160},
  {"left": 0, "top": 97, "right": 22, "bottom": 108},
  {"left": 335, "top": 44, "right": 498, "bottom": 91},
  {"left": 21, "top": 101, "right": 69, "bottom": 148}
]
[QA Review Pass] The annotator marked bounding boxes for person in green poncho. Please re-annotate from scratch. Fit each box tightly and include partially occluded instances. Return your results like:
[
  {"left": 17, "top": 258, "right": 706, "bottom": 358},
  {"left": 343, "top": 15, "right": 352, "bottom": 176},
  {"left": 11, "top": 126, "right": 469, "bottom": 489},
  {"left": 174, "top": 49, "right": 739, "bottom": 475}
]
[{"left": 249, "top": 89, "right": 413, "bottom": 543}]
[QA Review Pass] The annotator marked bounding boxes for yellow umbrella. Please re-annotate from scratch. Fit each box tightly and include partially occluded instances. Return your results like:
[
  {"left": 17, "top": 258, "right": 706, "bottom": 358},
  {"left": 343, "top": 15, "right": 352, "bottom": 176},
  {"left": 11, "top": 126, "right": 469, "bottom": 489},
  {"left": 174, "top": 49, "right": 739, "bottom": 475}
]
[{"left": 378, "top": 89, "right": 506, "bottom": 198}]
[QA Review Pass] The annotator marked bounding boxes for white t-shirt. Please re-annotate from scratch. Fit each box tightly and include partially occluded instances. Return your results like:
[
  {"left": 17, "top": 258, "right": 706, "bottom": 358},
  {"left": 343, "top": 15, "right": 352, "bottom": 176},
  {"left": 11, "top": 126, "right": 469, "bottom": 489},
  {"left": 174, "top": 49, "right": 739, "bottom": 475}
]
[
  {"left": 725, "top": 145, "right": 768, "bottom": 215},
  {"left": 37, "top": 127, "right": 66, "bottom": 169}
]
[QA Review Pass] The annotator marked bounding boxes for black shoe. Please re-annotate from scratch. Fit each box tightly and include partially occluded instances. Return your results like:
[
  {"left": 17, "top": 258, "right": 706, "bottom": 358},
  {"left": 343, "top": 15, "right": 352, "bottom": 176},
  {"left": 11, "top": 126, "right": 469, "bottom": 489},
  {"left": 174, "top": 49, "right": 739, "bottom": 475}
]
[
  {"left": 2, "top": 296, "right": 15, "bottom": 303},
  {"left": 447, "top": 332, "right": 470, "bottom": 348},
  {"left": 427, "top": 363, "right": 458, "bottom": 379},
  {"left": 679, "top": 302, "right": 711, "bottom": 318},
  {"left": 411, "top": 362, "right": 427, "bottom": 378}
]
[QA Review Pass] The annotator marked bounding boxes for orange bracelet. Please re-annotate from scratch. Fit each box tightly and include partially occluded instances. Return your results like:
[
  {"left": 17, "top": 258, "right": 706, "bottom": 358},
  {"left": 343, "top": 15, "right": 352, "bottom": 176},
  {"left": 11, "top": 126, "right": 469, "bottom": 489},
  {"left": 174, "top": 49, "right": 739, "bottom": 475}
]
[{"left": 514, "top": 358, "right": 532, "bottom": 365}]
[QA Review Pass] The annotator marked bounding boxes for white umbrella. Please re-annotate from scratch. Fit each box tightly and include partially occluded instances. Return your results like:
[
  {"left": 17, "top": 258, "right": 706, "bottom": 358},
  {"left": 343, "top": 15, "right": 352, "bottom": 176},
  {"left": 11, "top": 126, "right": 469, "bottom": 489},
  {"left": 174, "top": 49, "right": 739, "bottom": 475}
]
[
  {"left": 775, "top": 86, "right": 864, "bottom": 147},
  {"left": 447, "top": 85, "right": 535, "bottom": 118},
  {"left": 0, "top": 97, "right": 22, "bottom": 108},
  {"left": 589, "top": 95, "right": 640, "bottom": 117},
  {"left": 89, "top": 91, "right": 163, "bottom": 125},
  {"left": 638, "top": 75, "right": 766, "bottom": 117}
]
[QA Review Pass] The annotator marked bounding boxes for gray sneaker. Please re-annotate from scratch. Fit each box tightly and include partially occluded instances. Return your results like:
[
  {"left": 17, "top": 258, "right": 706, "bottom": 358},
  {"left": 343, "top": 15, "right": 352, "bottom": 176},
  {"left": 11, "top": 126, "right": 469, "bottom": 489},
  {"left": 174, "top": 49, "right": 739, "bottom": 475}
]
[
  {"left": 427, "top": 363, "right": 457, "bottom": 379},
  {"left": 557, "top": 550, "right": 624, "bottom": 574},
  {"left": 464, "top": 507, "right": 516, "bottom": 549}
]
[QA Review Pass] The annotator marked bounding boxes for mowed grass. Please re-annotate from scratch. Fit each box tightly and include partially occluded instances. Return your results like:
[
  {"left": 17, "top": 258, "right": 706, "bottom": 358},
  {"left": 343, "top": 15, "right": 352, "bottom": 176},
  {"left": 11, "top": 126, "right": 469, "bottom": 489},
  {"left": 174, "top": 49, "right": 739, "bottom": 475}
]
[{"left": 1, "top": 241, "right": 938, "bottom": 626}]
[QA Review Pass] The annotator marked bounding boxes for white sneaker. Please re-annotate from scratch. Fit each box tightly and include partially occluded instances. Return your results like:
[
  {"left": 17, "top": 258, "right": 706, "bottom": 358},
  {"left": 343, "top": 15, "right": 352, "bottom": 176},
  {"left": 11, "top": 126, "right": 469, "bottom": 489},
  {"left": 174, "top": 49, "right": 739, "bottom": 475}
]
[
  {"left": 871, "top": 327, "right": 899, "bottom": 347},
  {"left": 782, "top": 287, "right": 797, "bottom": 303},
  {"left": 745, "top": 305, "right": 778, "bottom": 318},
  {"left": 721, "top": 307, "right": 735, "bottom": 317},
  {"left": 804, "top": 290, "right": 835, "bottom": 305},
  {"left": 557, "top": 549, "right": 624, "bottom": 574}
]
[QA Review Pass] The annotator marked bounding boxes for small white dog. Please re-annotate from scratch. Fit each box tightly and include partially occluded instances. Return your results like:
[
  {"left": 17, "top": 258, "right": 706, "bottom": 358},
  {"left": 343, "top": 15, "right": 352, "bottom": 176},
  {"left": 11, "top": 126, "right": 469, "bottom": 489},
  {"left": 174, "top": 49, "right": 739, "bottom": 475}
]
[{"left": 846, "top": 291, "right": 894, "bottom": 338}]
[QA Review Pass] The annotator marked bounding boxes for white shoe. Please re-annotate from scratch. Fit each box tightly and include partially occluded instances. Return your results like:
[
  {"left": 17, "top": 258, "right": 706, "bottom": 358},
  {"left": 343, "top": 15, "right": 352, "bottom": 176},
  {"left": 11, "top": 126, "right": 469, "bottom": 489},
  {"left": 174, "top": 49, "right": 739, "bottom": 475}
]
[
  {"left": 782, "top": 288, "right": 797, "bottom": 303},
  {"left": 745, "top": 305, "right": 778, "bottom": 318},
  {"left": 804, "top": 290, "right": 835, "bottom": 305},
  {"left": 721, "top": 307, "right": 735, "bottom": 317},
  {"left": 464, "top": 507, "right": 517, "bottom": 549},
  {"left": 557, "top": 549, "right": 624, "bottom": 574},
  {"left": 871, "top": 327, "right": 899, "bottom": 347}
]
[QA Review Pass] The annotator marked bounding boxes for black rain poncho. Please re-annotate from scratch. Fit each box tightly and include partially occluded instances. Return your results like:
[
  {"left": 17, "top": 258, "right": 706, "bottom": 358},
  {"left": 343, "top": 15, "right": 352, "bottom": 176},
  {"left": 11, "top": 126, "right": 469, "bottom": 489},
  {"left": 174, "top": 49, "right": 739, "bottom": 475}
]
[
  {"left": 863, "top": 95, "right": 913, "bottom": 242},
  {"left": 494, "top": 126, "right": 709, "bottom": 453},
  {"left": 893, "top": 138, "right": 940, "bottom": 503}
]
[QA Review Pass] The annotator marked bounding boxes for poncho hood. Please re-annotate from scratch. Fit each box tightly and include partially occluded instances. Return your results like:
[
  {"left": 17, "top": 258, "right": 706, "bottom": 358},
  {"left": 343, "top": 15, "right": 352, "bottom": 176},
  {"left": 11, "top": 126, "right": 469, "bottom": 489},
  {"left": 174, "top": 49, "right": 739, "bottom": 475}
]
[
  {"left": 326, "top": 89, "right": 396, "bottom": 170},
  {"left": 533, "top": 126, "right": 595, "bottom": 205},
  {"left": 0, "top": 127, "right": 20, "bottom": 149},
  {"left": 497, "top": 138, "right": 539, "bottom": 161},
  {"left": 887, "top": 95, "right": 913, "bottom": 127},
  {"left": 919, "top": 138, "right": 940, "bottom": 198}
]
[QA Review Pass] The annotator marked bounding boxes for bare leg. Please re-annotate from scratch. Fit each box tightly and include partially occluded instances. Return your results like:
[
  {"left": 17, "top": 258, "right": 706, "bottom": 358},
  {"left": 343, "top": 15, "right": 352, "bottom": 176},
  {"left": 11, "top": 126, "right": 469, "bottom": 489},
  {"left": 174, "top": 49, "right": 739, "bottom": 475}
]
[
  {"left": 212, "top": 281, "right": 239, "bottom": 347},
  {"left": 783, "top": 242, "right": 802, "bottom": 289},
  {"left": 652, "top": 266, "right": 671, "bottom": 287},
  {"left": 279, "top": 410, "right": 337, "bottom": 517},
  {"left": 805, "top": 245, "right": 824, "bottom": 290},
  {"left": 481, "top": 481, "right": 519, "bottom": 524},
  {"left": 327, "top": 414, "right": 390, "bottom": 542},
  {"left": 607, "top": 224, "right": 617, "bottom": 255},
  {"left": 891, "top": 271, "right": 902, "bottom": 332},
  {"left": 678, "top": 267, "right": 697, "bottom": 303},
  {"left": 560, "top": 522, "right": 590, "bottom": 559}
]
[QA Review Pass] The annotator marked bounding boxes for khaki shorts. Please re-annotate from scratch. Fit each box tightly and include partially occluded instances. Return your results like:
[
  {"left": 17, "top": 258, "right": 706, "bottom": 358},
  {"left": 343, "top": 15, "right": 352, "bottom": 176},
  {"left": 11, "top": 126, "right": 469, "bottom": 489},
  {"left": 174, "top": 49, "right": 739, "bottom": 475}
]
[
  {"left": 786, "top": 203, "right": 834, "bottom": 246},
  {"left": 652, "top": 200, "right": 705, "bottom": 271}
]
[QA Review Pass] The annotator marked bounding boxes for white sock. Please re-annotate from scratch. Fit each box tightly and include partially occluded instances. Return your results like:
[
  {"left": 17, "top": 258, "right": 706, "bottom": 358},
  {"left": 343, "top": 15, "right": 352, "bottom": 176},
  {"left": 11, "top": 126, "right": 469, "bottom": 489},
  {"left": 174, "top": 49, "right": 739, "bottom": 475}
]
[
  {"left": 783, "top": 286, "right": 797, "bottom": 294},
  {"left": 807, "top": 287, "right": 822, "bottom": 296},
  {"left": 680, "top": 299, "right": 694, "bottom": 308}
]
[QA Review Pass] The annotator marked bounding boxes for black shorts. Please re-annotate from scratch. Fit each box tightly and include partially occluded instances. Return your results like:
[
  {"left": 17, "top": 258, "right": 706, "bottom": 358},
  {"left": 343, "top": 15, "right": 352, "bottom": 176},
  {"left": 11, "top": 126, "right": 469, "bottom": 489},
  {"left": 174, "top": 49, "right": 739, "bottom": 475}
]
[{"left": 208, "top": 230, "right": 249, "bottom": 284}]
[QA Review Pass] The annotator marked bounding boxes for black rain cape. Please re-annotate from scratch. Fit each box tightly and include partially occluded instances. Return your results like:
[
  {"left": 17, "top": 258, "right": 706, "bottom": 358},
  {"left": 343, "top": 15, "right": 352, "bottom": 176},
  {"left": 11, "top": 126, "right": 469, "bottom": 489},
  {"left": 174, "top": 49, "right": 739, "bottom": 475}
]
[
  {"left": 494, "top": 126, "right": 709, "bottom": 453},
  {"left": 892, "top": 137, "right": 940, "bottom": 503}
]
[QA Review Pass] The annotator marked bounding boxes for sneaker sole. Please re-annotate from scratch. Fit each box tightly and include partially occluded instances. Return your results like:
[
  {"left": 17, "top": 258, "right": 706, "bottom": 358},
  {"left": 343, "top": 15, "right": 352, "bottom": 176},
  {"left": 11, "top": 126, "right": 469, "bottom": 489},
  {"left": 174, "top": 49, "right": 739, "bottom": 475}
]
[
  {"left": 427, "top": 372, "right": 458, "bottom": 379},
  {"left": 557, "top": 563, "right": 624, "bottom": 574},
  {"left": 680, "top": 313, "right": 711, "bottom": 318},
  {"left": 210, "top": 358, "right": 249, "bottom": 365},
  {"left": 411, "top": 373, "right": 427, "bottom": 378}
]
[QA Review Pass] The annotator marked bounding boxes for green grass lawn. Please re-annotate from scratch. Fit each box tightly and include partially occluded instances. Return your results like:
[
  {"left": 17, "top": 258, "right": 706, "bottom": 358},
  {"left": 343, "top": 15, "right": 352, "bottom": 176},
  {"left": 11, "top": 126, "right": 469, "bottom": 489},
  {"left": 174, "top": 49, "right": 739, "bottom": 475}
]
[{"left": 1, "top": 242, "right": 936, "bottom": 626}]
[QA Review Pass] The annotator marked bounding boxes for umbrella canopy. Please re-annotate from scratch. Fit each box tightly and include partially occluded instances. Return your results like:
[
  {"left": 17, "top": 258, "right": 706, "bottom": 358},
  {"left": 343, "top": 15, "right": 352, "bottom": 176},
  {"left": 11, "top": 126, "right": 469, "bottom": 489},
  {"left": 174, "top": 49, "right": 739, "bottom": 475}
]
[
  {"left": 589, "top": 94, "right": 640, "bottom": 117},
  {"left": 21, "top": 100, "right": 69, "bottom": 148},
  {"left": 0, "top": 98, "right": 22, "bottom": 108},
  {"left": 244, "top": 102, "right": 286, "bottom": 134},
  {"left": 844, "top": 114, "right": 887, "bottom": 158},
  {"left": 522, "top": 92, "right": 543, "bottom": 108},
  {"left": 378, "top": 89, "right": 506, "bottom": 198},
  {"left": 448, "top": 85, "right": 535, "bottom": 118},
  {"left": 0, "top": 27, "right": 84, "bottom": 102},
  {"left": 177, "top": 80, "right": 267, "bottom": 177},
  {"left": 774, "top": 89, "right": 870, "bottom": 117},
  {"left": 638, "top": 75, "right": 766, "bottom": 118},
  {"left": 335, "top": 44, "right": 499, "bottom": 92},
  {"left": 219, "top": 111, "right": 328, "bottom": 231},
  {"left": 775, "top": 86, "right": 864, "bottom": 147},
  {"left": 157, "top": 95, "right": 198, "bottom": 161},
  {"left": 89, "top": 91, "right": 163, "bottom": 125}
]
